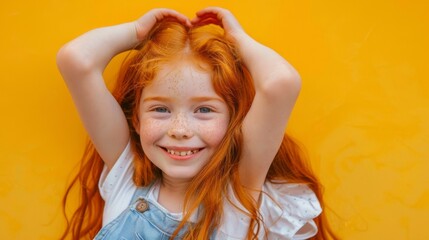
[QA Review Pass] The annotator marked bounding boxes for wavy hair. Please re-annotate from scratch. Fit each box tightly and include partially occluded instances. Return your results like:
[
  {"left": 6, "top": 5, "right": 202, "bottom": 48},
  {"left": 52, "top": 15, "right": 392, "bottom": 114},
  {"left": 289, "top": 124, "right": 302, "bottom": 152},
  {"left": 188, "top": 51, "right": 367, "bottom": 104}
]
[{"left": 61, "top": 20, "right": 337, "bottom": 239}]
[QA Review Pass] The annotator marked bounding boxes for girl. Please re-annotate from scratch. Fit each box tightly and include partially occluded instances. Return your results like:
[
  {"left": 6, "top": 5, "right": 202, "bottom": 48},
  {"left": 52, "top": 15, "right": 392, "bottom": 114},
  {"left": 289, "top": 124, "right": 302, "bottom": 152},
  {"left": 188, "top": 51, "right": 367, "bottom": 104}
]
[{"left": 57, "top": 7, "right": 335, "bottom": 240}]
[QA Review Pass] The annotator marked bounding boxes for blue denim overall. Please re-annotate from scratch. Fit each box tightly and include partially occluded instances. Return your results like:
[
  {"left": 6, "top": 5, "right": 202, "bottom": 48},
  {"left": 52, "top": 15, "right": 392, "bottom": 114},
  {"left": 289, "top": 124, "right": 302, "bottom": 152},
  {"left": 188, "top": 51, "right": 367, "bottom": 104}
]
[{"left": 94, "top": 183, "right": 217, "bottom": 239}]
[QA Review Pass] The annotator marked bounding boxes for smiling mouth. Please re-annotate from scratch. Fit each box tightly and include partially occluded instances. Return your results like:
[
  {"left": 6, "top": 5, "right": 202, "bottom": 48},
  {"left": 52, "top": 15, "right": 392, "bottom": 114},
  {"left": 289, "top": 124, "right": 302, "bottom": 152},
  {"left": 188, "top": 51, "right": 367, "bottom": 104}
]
[{"left": 161, "top": 147, "right": 202, "bottom": 156}]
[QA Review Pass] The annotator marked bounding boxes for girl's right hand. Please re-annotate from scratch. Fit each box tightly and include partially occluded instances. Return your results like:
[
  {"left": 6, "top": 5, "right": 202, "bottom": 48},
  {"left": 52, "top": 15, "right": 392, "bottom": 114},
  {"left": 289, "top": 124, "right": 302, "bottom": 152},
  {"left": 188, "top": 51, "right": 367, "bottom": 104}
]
[{"left": 134, "top": 9, "right": 191, "bottom": 41}]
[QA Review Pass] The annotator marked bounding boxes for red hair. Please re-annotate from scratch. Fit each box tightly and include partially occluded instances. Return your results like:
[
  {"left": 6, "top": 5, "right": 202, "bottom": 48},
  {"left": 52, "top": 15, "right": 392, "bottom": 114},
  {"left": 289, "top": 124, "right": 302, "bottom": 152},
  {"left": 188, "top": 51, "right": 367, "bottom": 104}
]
[{"left": 61, "top": 20, "right": 337, "bottom": 239}]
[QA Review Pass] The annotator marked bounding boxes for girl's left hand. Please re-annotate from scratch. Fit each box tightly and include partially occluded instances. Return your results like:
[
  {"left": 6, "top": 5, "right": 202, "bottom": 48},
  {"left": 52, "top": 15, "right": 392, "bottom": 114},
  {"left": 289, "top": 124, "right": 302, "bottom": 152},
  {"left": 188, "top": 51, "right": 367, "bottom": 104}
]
[
  {"left": 135, "top": 8, "right": 191, "bottom": 41},
  {"left": 191, "top": 7, "right": 247, "bottom": 43}
]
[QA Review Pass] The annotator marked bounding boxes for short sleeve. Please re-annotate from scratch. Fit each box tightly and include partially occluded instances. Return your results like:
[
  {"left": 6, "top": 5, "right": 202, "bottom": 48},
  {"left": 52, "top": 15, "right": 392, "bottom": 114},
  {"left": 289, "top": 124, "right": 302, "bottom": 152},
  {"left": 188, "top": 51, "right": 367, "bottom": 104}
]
[
  {"left": 98, "top": 141, "right": 136, "bottom": 226},
  {"left": 260, "top": 181, "right": 322, "bottom": 239},
  {"left": 217, "top": 181, "right": 322, "bottom": 240}
]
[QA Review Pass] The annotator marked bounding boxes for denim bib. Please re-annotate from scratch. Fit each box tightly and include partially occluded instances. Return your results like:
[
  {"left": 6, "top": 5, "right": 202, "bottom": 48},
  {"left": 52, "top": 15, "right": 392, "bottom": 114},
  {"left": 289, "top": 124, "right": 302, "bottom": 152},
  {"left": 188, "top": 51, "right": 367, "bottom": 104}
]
[{"left": 94, "top": 183, "right": 216, "bottom": 239}]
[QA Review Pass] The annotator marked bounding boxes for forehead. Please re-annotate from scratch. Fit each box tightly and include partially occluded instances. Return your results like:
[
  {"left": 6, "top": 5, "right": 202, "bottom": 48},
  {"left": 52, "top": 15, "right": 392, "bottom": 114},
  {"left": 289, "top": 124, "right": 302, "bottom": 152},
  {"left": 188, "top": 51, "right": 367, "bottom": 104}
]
[{"left": 144, "top": 60, "right": 215, "bottom": 96}]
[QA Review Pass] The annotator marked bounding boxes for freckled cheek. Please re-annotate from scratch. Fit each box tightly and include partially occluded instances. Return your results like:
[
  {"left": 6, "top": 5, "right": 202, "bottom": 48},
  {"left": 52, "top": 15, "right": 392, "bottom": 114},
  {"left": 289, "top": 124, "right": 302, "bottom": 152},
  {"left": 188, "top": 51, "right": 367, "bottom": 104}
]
[
  {"left": 196, "top": 119, "right": 229, "bottom": 145},
  {"left": 139, "top": 118, "right": 165, "bottom": 143}
]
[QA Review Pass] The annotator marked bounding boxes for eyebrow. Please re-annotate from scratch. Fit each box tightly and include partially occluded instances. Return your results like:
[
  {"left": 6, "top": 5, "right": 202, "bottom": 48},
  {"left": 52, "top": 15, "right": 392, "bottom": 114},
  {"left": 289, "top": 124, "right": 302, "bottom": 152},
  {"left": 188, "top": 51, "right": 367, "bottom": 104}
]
[
  {"left": 142, "top": 96, "right": 171, "bottom": 103},
  {"left": 142, "top": 96, "right": 224, "bottom": 103},
  {"left": 190, "top": 96, "right": 225, "bottom": 103}
]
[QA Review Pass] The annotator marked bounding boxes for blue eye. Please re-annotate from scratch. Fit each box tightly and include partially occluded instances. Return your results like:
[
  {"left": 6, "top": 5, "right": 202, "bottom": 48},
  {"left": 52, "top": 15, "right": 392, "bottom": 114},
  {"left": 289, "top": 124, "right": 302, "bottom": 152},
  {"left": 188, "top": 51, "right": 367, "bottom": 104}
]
[
  {"left": 197, "top": 107, "right": 212, "bottom": 113},
  {"left": 154, "top": 107, "right": 169, "bottom": 113}
]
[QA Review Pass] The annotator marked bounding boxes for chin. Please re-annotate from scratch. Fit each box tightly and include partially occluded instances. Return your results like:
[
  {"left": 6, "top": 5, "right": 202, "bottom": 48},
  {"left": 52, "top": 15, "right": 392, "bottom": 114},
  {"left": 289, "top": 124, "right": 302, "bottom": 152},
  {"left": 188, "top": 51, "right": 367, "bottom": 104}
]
[{"left": 163, "top": 168, "right": 200, "bottom": 181}]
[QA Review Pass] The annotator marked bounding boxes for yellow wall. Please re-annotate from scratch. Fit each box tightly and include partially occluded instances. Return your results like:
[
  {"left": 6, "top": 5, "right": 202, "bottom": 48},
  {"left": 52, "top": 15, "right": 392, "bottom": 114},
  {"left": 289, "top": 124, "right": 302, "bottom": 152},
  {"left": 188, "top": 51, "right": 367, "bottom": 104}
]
[{"left": 1, "top": 0, "right": 428, "bottom": 239}]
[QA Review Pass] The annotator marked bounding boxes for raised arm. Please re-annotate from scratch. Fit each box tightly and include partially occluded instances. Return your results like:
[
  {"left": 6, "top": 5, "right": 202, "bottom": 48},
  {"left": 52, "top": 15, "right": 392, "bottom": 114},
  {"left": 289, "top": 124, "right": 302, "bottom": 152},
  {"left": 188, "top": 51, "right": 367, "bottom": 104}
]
[
  {"left": 192, "top": 8, "right": 302, "bottom": 190},
  {"left": 57, "top": 9, "right": 190, "bottom": 169}
]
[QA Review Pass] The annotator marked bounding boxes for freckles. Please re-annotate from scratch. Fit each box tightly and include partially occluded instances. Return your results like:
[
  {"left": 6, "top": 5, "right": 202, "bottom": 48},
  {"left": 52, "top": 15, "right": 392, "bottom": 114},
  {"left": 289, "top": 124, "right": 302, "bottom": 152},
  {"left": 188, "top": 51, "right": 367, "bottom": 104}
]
[
  {"left": 140, "top": 119, "right": 162, "bottom": 140},
  {"left": 166, "top": 71, "right": 184, "bottom": 97},
  {"left": 196, "top": 120, "right": 228, "bottom": 143}
]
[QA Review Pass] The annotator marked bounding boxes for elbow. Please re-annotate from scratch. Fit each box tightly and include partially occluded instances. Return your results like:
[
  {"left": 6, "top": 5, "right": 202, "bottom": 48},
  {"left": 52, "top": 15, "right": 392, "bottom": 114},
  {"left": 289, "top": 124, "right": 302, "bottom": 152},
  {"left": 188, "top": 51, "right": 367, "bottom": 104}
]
[
  {"left": 56, "top": 43, "right": 94, "bottom": 79},
  {"left": 259, "top": 67, "right": 302, "bottom": 100}
]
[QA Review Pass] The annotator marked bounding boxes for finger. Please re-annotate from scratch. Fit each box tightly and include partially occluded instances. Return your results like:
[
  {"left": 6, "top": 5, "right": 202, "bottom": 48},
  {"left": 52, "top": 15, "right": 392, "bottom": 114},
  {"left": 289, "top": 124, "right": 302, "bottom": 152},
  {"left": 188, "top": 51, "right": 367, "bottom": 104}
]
[
  {"left": 153, "top": 9, "right": 191, "bottom": 26},
  {"left": 191, "top": 14, "right": 219, "bottom": 23},
  {"left": 135, "top": 9, "right": 191, "bottom": 40},
  {"left": 191, "top": 17, "right": 222, "bottom": 28},
  {"left": 195, "top": 7, "right": 225, "bottom": 18},
  {"left": 193, "top": 8, "right": 225, "bottom": 25},
  {"left": 193, "top": 7, "right": 240, "bottom": 31}
]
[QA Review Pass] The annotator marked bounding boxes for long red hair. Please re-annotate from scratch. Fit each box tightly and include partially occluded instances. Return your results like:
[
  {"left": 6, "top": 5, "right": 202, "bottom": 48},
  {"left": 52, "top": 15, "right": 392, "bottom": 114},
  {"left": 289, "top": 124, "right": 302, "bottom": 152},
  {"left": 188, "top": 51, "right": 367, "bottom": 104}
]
[{"left": 61, "top": 20, "right": 337, "bottom": 239}]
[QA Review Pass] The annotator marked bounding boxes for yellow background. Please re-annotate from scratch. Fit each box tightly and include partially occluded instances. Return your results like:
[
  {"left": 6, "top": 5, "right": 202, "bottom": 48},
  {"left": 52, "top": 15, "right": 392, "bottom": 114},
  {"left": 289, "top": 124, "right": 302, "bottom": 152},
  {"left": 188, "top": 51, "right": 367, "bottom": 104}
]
[{"left": 1, "top": 0, "right": 428, "bottom": 239}]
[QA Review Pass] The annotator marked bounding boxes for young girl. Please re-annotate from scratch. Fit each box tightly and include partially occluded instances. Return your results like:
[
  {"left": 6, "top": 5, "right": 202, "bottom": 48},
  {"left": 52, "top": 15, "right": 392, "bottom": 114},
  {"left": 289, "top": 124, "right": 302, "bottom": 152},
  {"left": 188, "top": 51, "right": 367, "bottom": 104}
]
[{"left": 57, "top": 7, "right": 335, "bottom": 240}]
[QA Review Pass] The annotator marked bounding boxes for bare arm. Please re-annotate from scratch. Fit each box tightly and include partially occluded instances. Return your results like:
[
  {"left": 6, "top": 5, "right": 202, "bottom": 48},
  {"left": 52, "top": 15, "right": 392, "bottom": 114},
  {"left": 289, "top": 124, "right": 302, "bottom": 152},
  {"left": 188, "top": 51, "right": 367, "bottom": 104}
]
[
  {"left": 57, "top": 9, "right": 190, "bottom": 169},
  {"left": 192, "top": 8, "right": 301, "bottom": 191}
]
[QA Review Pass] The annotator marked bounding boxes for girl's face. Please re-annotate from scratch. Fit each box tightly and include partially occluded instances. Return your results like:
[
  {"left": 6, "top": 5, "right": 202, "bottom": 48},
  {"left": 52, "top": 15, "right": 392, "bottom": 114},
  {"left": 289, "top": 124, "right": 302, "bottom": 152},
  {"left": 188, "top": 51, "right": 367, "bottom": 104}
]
[{"left": 138, "top": 59, "right": 230, "bottom": 181}]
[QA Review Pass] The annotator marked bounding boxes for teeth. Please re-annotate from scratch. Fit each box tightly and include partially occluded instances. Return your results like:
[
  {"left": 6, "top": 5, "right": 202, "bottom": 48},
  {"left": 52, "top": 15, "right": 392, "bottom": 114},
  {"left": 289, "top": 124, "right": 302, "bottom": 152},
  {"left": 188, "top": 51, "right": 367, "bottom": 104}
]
[{"left": 167, "top": 149, "right": 200, "bottom": 156}]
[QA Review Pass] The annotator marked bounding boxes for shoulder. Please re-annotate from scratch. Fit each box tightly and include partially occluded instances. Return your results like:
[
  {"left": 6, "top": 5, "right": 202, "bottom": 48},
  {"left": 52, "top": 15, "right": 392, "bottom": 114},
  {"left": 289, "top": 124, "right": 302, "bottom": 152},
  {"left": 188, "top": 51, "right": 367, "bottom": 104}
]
[{"left": 218, "top": 181, "right": 321, "bottom": 239}]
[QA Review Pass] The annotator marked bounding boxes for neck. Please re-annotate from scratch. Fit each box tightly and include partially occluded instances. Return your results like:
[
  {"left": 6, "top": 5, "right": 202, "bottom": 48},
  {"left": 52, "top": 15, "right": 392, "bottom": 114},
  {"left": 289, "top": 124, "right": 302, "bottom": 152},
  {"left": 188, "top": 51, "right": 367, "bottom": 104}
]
[
  {"left": 158, "top": 174, "right": 192, "bottom": 213},
  {"left": 161, "top": 174, "right": 191, "bottom": 193}
]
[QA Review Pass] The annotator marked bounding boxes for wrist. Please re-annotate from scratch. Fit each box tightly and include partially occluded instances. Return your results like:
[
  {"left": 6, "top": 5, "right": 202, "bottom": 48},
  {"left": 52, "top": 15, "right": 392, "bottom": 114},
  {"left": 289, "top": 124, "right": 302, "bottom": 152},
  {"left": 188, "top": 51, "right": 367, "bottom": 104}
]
[
  {"left": 133, "top": 21, "right": 146, "bottom": 42},
  {"left": 228, "top": 30, "right": 248, "bottom": 44},
  {"left": 122, "top": 22, "right": 140, "bottom": 45}
]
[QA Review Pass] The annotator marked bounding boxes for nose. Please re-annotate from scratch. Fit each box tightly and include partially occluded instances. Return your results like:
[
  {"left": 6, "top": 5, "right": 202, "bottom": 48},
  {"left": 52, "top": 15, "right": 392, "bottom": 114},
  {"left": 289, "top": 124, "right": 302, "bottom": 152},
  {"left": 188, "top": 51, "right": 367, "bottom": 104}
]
[{"left": 167, "top": 113, "right": 194, "bottom": 139}]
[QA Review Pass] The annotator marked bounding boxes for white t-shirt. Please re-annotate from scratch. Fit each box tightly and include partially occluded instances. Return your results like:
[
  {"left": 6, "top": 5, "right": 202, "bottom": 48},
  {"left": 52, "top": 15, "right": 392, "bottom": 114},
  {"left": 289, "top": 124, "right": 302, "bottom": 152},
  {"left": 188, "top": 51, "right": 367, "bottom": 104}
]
[{"left": 99, "top": 142, "right": 322, "bottom": 239}]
